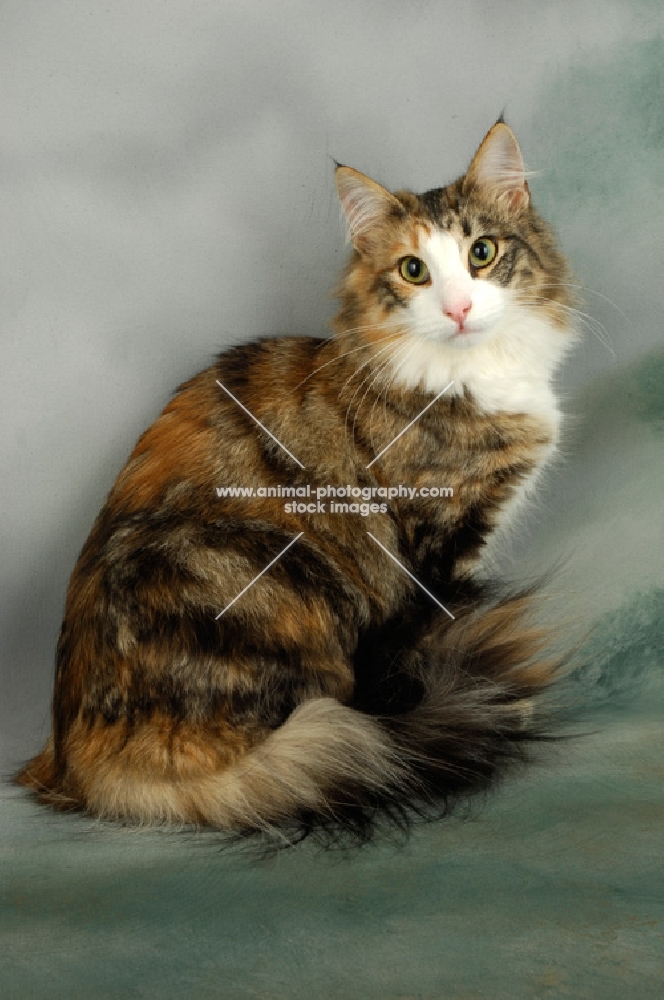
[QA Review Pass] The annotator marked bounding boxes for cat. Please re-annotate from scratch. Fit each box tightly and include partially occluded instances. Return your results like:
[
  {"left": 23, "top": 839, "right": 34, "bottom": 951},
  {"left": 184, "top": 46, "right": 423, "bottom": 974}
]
[{"left": 17, "top": 121, "right": 576, "bottom": 842}]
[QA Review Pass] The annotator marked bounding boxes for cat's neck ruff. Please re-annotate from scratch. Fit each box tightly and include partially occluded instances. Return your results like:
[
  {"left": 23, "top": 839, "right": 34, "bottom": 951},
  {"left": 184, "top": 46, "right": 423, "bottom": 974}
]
[{"left": 389, "top": 305, "right": 571, "bottom": 432}]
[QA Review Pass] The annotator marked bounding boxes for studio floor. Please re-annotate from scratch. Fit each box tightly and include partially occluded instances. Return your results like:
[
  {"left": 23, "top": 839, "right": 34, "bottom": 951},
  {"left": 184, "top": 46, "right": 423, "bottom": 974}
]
[{"left": 2, "top": 693, "right": 662, "bottom": 1000}]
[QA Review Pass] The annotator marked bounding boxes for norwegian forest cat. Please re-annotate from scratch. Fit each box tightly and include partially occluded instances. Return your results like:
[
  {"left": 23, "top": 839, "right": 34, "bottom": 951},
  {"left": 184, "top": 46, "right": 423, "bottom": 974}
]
[{"left": 17, "top": 122, "right": 576, "bottom": 842}]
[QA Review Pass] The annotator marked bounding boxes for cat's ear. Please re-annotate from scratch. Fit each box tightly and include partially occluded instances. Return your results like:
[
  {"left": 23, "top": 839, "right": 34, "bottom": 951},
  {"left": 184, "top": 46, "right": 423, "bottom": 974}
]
[
  {"left": 463, "top": 122, "right": 530, "bottom": 211},
  {"left": 335, "top": 166, "right": 403, "bottom": 254}
]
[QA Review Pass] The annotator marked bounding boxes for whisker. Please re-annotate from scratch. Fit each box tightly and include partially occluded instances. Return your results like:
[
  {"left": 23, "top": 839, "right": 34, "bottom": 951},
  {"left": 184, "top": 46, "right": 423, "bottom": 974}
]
[
  {"left": 370, "top": 340, "right": 421, "bottom": 453},
  {"left": 342, "top": 338, "right": 404, "bottom": 415},
  {"left": 336, "top": 335, "right": 402, "bottom": 406},
  {"left": 293, "top": 326, "right": 401, "bottom": 391},
  {"left": 355, "top": 340, "right": 414, "bottom": 452},
  {"left": 336, "top": 349, "right": 386, "bottom": 409},
  {"left": 342, "top": 339, "right": 404, "bottom": 453},
  {"left": 516, "top": 295, "right": 616, "bottom": 357},
  {"left": 321, "top": 318, "right": 402, "bottom": 349},
  {"left": 527, "top": 281, "right": 632, "bottom": 329}
]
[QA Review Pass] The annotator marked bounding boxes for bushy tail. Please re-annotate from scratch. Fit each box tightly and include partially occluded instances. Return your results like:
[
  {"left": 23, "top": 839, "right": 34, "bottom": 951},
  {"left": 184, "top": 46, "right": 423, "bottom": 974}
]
[
  {"left": 286, "top": 587, "right": 564, "bottom": 843},
  {"left": 16, "top": 589, "right": 563, "bottom": 844}
]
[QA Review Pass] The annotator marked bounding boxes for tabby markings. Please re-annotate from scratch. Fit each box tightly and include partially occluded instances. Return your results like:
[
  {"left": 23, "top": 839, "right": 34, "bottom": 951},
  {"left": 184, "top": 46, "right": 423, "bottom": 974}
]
[
  {"left": 215, "top": 531, "right": 305, "bottom": 619},
  {"left": 216, "top": 380, "right": 305, "bottom": 469},
  {"left": 366, "top": 532, "right": 455, "bottom": 620},
  {"left": 366, "top": 380, "right": 454, "bottom": 468}
]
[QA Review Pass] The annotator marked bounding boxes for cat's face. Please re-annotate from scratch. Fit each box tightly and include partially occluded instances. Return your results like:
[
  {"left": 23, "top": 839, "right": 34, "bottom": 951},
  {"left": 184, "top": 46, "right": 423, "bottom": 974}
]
[
  {"left": 335, "top": 123, "right": 573, "bottom": 360},
  {"left": 373, "top": 224, "right": 508, "bottom": 349}
]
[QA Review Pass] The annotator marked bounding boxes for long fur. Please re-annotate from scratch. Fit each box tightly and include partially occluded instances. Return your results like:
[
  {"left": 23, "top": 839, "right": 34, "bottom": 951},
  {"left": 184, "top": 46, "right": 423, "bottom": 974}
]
[
  {"left": 16, "top": 121, "right": 577, "bottom": 846},
  {"left": 18, "top": 585, "right": 560, "bottom": 844}
]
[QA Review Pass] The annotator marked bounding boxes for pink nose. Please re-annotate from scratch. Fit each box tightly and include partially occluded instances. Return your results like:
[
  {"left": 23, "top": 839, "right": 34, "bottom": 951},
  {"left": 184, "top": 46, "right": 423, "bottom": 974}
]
[{"left": 444, "top": 299, "right": 472, "bottom": 329}]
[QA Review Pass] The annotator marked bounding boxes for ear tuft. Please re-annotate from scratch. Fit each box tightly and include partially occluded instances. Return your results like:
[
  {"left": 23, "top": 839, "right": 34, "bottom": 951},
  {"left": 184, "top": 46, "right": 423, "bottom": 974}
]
[
  {"left": 464, "top": 122, "right": 530, "bottom": 211},
  {"left": 335, "top": 166, "right": 402, "bottom": 253}
]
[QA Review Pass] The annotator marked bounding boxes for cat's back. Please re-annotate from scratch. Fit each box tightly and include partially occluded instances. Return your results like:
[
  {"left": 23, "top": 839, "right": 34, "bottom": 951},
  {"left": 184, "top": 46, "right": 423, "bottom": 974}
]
[{"left": 105, "top": 335, "right": 326, "bottom": 519}]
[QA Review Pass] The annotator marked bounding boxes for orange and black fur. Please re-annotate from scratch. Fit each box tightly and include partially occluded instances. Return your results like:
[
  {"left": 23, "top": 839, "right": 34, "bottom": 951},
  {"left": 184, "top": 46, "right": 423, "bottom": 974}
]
[{"left": 17, "top": 122, "right": 576, "bottom": 842}]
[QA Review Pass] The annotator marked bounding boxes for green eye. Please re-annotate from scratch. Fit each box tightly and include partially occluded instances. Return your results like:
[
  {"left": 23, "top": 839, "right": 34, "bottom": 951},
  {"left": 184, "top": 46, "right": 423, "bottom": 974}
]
[
  {"left": 469, "top": 237, "right": 497, "bottom": 268},
  {"left": 399, "top": 256, "right": 430, "bottom": 285}
]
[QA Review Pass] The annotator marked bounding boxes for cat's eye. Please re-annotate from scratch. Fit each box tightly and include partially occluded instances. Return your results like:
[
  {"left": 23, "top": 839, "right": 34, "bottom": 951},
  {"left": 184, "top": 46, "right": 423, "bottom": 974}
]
[
  {"left": 469, "top": 238, "right": 497, "bottom": 269},
  {"left": 399, "top": 256, "right": 430, "bottom": 285}
]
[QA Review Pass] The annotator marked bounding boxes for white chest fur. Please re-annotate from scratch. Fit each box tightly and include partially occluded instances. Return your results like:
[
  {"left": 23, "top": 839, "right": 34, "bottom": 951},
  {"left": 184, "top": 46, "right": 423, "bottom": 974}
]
[{"left": 390, "top": 303, "right": 568, "bottom": 570}]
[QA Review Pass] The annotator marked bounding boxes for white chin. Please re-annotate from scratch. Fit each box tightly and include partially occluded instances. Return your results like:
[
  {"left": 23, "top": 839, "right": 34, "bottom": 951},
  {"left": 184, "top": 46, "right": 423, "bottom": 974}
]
[{"left": 438, "top": 326, "right": 493, "bottom": 348}]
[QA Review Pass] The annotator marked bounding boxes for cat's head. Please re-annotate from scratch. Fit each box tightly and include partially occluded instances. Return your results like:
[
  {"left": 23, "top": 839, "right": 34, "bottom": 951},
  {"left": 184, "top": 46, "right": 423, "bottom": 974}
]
[{"left": 334, "top": 122, "right": 576, "bottom": 395}]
